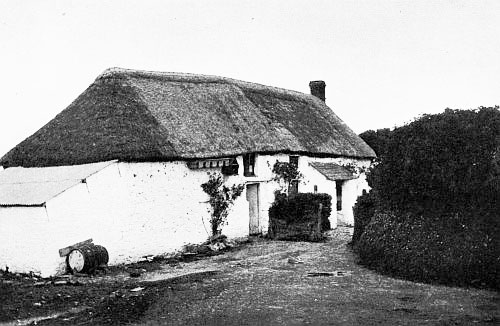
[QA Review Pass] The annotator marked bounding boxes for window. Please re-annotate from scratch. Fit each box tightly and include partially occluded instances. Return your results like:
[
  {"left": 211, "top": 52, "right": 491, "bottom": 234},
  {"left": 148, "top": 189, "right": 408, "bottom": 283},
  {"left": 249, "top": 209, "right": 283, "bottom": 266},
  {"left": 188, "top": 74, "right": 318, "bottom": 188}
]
[
  {"left": 187, "top": 158, "right": 234, "bottom": 171},
  {"left": 221, "top": 158, "right": 239, "bottom": 176},
  {"left": 243, "top": 153, "right": 256, "bottom": 177},
  {"left": 336, "top": 180, "right": 343, "bottom": 211},
  {"left": 289, "top": 155, "right": 299, "bottom": 167}
]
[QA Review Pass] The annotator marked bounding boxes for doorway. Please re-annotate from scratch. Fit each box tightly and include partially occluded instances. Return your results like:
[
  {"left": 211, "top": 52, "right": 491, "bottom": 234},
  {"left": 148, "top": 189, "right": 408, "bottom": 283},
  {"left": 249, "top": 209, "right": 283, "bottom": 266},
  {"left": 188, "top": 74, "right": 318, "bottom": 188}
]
[
  {"left": 246, "top": 183, "right": 260, "bottom": 235},
  {"left": 336, "top": 180, "right": 344, "bottom": 223},
  {"left": 336, "top": 180, "right": 343, "bottom": 211}
]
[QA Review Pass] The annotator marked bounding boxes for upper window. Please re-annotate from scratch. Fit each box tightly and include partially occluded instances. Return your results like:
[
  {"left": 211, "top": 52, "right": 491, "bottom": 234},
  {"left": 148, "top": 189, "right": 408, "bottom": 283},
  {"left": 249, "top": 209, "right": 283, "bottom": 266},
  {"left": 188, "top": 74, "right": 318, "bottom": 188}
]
[
  {"left": 221, "top": 158, "right": 239, "bottom": 176},
  {"left": 289, "top": 155, "right": 299, "bottom": 168},
  {"left": 243, "top": 153, "right": 256, "bottom": 177}
]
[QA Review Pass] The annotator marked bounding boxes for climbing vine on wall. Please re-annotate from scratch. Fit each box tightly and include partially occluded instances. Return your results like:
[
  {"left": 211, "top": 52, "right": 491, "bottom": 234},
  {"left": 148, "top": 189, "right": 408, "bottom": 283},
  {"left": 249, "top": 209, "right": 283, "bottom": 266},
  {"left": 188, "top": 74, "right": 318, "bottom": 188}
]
[
  {"left": 201, "top": 173, "right": 244, "bottom": 236},
  {"left": 272, "top": 161, "right": 303, "bottom": 195}
]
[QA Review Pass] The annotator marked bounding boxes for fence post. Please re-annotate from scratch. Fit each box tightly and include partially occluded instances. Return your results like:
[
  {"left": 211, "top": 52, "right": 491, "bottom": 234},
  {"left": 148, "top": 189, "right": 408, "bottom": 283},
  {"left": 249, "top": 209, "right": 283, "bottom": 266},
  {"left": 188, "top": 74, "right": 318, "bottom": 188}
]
[{"left": 317, "top": 203, "right": 323, "bottom": 234}]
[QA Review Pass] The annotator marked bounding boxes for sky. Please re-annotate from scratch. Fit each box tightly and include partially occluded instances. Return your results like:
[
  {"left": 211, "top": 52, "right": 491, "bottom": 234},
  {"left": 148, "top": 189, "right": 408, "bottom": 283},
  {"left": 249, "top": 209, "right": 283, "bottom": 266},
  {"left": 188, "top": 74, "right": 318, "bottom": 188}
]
[{"left": 1, "top": 0, "right": 499, "bottom": 157}]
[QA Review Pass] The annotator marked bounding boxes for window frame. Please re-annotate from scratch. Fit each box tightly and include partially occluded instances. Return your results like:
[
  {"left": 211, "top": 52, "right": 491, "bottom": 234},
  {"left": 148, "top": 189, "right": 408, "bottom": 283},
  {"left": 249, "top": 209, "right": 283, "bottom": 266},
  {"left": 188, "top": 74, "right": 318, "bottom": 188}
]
[
  {"left": 289, "top": 155, "right": 299, "bottom": 168},
  {"left": 243, "top": 153, "right": 256, "bottom": 177}
]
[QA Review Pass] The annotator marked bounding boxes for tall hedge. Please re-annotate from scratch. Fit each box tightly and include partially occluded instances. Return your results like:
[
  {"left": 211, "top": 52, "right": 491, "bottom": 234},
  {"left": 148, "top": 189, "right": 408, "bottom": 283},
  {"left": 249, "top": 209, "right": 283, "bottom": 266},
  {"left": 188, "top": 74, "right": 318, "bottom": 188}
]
[
  {"left": 367, "top": 107, "right": 500, "bottom": 220},
  {"left": 354, "top": 107, "right": 500, "bottom": 289},
  {"left": 352, "top": 190, "right": 378, "bottom": 245}
]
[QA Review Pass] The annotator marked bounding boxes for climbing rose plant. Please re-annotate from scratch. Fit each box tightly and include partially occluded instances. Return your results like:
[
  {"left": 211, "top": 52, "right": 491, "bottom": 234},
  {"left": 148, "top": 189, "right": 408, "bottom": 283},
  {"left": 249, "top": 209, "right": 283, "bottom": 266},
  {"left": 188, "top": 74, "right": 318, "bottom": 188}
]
[
  {"left": 201, "top": 173, "right": 244, "bottom": 236},
  {"left": 272, "top": 161, "right": 303, "bottom": 195}
]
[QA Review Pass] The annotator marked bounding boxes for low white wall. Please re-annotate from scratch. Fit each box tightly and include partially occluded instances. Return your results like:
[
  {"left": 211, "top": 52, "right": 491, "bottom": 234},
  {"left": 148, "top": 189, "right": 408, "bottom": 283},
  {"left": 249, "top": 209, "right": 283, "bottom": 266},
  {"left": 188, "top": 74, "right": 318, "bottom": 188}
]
[
  {"left": 0, "top": 165, "right": 126, "bottom": 276},
  {"left": 0, "top": 206, "right": 55, "bottom": 275}
]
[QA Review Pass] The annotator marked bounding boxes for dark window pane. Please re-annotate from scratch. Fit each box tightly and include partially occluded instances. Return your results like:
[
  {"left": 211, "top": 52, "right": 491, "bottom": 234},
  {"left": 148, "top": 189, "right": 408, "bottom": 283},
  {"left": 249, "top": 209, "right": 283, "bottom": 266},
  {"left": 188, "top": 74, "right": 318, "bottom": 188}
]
[
  {"left": 244, "top": 153, "right": 255, "bottom": 177},
  {"left": 221, "top": 158, "right": 239, "bottom": 175}
]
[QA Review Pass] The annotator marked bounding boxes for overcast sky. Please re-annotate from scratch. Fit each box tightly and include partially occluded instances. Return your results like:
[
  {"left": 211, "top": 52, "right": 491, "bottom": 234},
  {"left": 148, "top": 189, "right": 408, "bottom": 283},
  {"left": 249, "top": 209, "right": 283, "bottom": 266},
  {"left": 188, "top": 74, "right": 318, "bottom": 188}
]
[{"left": 1, "top": 0, "right": 499, "bottom": 157}]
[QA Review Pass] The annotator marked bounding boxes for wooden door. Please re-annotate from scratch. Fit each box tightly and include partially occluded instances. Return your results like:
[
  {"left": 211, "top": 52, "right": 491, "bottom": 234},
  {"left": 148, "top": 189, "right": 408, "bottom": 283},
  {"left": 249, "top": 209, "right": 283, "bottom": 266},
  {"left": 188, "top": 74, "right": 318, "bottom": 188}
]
[{"left": 246, "top": 183, "right": 260, "bottom": 235}]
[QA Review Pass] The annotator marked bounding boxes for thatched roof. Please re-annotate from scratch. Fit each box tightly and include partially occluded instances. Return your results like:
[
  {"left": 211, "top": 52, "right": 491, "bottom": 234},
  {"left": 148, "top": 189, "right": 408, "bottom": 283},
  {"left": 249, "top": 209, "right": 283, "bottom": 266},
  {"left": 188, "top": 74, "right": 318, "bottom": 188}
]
[{"left": 1, "top": 68, "right": 375, "bottom": 167}]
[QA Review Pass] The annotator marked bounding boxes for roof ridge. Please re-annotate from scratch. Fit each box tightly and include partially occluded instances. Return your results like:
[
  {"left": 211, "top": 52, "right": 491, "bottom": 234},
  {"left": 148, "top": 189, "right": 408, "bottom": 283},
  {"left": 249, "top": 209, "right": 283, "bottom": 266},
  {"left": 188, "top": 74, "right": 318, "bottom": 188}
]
[{"left": 96, "top": 67, "right": 316, "bottom": 103}]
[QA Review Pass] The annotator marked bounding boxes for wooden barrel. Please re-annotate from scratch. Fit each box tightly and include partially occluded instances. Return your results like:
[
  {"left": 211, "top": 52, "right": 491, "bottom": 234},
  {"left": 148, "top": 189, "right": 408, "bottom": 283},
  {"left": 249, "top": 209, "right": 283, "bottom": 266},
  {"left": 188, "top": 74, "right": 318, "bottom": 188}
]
[{"left": 67, "top": 244, "right": 109, "bottom": 273}]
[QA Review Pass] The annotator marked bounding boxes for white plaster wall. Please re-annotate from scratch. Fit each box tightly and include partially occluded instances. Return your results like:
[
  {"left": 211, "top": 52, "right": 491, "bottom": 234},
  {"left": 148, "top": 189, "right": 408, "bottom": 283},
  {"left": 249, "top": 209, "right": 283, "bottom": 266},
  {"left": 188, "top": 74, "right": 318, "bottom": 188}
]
[
  {"left": 0, "top": 155, "right": 370, "bottom": 276},
  {"left": 0, "top": 161, "right": 252, "bottom": 276},
  {"left": 252, "top": 154, "right": 371, "bottom": 228},
  {"left": 110, "top": 162, "right": 210, "bottom": 262},
  {"left": 45, "top": 164, "right": 126, "bottom": 274},
  {"left": 302, "top": 157, "right": 371, "bottom": 226},
  {"left": 77, "top": 161, "right": 250, "bottom": 266},
  {"left": 0, "top": 164, "right": 126, "bottom": 276},
  {"left": 52, "top": 161, "right": 254, "bottom": 275},
  {"left": 0, "top": 206, "right": 52, "bottom": 275},
  {"left": 217, "top": 156, "right": 251, "bottom": 238},
  {"left": 247, "top": 153, "right": 289, "bottom": 233},
  {"left": 299, "top": 166, "right": 338, "bottom": 229},
  {"left": 337, "top": 174, "right": 370, "bottom": 226}
]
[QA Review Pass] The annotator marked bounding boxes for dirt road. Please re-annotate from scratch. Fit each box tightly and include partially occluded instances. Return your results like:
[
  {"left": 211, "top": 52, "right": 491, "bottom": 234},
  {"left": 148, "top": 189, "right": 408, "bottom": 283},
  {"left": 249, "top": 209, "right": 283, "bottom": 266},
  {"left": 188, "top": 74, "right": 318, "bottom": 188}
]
[{"left": 1, "top": 227, "right": 498, "bottom": 325}]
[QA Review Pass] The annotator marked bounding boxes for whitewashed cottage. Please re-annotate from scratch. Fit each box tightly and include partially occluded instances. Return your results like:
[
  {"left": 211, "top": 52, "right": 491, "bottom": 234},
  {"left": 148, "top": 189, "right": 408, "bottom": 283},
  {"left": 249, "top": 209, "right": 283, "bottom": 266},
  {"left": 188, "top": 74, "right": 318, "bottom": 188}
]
[{"left": 0, "top": 68, "right": 375, "bottom": 276}]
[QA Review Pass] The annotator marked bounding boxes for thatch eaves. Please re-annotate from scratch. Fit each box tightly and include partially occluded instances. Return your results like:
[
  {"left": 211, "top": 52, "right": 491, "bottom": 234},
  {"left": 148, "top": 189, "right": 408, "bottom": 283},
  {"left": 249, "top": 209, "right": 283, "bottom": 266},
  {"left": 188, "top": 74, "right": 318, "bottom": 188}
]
[{"left": 1, "top": 68, "right": 376, "bottom": 167}]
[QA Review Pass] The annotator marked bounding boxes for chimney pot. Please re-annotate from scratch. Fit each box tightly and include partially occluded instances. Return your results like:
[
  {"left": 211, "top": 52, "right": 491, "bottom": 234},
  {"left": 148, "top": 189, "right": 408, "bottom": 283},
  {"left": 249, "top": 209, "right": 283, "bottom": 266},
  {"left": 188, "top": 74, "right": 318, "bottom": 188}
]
[{"left": 309, "top": 80, "right": 326, "bottom": 102}]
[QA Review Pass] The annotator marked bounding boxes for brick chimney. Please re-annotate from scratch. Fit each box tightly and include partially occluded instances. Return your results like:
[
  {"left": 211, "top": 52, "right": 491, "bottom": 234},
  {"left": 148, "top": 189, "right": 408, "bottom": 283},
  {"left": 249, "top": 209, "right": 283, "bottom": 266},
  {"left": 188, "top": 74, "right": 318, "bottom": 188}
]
[{"left": 309, "top": 80, "right": 326, "bottom": 102}]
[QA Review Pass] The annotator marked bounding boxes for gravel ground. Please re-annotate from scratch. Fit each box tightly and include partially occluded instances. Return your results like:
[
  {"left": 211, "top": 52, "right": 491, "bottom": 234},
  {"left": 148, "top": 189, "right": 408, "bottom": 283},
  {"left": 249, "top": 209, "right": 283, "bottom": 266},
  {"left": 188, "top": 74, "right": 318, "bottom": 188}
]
[{"left": 1, "top": 227, "right": 498, "bottom": 325}]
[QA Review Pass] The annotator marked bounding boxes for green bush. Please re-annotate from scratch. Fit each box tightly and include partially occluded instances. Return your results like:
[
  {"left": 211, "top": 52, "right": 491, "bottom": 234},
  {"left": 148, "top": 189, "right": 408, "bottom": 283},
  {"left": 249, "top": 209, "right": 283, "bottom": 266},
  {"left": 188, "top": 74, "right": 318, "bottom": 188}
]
[
  {"left": 355, "top": 211, "right": 500, "bottom": 289},
  {"left": 269, "top": 193, "right": 332, "bottom": 234},
  {"left": 352, "top": 191, "right": 378, "bottom": 245}
]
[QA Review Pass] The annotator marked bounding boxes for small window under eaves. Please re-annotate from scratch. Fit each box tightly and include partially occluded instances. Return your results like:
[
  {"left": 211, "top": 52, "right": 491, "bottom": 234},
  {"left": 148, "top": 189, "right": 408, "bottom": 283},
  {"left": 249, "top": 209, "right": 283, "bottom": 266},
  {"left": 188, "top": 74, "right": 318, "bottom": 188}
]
[
  {"left": 243, "top": 153, "right": 256, "bottom": 177},
  {"left": 289, "top": 155, "right": 299, "bottom": 168}
]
